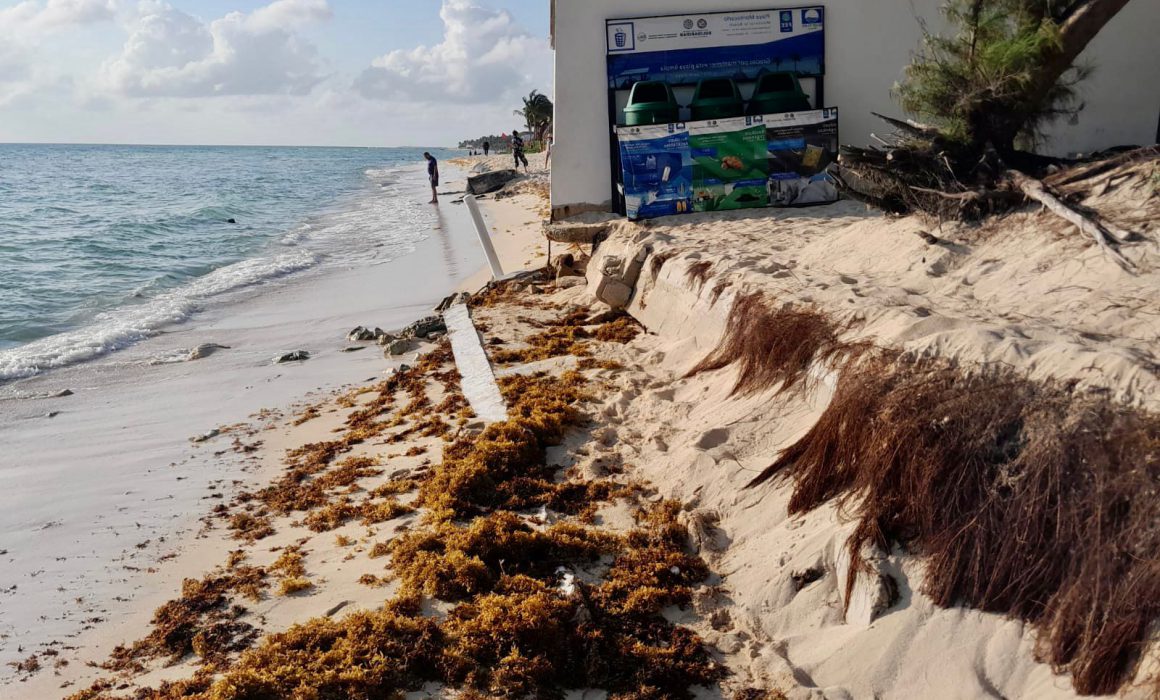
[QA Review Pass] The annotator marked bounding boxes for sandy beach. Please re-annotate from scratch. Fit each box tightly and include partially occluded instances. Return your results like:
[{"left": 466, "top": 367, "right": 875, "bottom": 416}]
[
  {"left": 0, "top": 159, "right": 550, "bottom": 695},
  {"left": 4, "top": 151, "right": 1159, "bottom": 700}
]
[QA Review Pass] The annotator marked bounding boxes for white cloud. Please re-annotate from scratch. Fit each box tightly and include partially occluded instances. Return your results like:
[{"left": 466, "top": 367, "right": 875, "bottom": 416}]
[
  {"left": 0, "top": 0, "right": 113, "bottom": 106},
  {"left": 246, "top": 0, "right": 331, "bottom": 32},
  {"left": 100, "top": 0, "right": 331, "bottom": 97},
  {"left": 0, "top": 0, "right": 116, "bottom": 33},
  {"left": 355, "top": 0, "right": 551, "bottom": 104}
]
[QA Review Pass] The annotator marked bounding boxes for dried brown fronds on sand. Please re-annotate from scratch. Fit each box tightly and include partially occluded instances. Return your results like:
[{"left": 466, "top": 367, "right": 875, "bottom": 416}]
[
  {"left": 745, "top": 337, "right": 1160, "bottom": 694},
  {"left": 687, "top": 291, "right": 858, "bottom": 396},
  {"left": 685, "top": 260, "right": 713, "bottom": 291}
]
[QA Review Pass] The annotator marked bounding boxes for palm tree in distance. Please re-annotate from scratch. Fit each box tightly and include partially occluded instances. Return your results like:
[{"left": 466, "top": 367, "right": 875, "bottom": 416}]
[{"left": 514, "top": 90, "right": 554, "bottom": 144}]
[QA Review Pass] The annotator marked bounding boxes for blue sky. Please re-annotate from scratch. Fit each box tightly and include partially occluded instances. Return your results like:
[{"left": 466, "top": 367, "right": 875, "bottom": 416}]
[{"left": 0, "top": 0, "right": 552, "bottom": 146}]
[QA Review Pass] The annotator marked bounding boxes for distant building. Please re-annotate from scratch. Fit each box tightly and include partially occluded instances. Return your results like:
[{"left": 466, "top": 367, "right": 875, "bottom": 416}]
[{"left": 548, "top": 0, "right": 1160, "bottom": 220}]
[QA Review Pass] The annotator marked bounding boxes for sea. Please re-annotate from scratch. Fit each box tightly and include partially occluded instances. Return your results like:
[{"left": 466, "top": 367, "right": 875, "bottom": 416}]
[
  {"left": 0, "top": 143, "right": 485, "bottom": 685},
  {"left": 0, "top": 144, "right": 455, "bottom": 381}
]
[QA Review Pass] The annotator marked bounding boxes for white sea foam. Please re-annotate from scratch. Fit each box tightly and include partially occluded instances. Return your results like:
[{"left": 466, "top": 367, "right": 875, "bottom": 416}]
[{"left": 0, "top": 251, "right": 318, "bottom": 381}]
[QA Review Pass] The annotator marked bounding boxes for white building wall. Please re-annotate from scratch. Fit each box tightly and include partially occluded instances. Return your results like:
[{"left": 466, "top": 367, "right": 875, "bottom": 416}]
[{"left": 550, "top": 0, "right": 1160, "bottom": 217}]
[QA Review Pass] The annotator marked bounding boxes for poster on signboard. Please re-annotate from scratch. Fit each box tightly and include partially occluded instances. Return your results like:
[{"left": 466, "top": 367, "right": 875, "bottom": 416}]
[
  {"left": 616, "top": 123, "right": 694, "bottom": 220},
  {"left": 606, "top": 8, "right": 825, "bottom": 90},
  {"left": 689, "top": 118, "right": 770, "bottom": 212},
  {"left": 763, "top": 108, "right": 839, "bottom": 205}
]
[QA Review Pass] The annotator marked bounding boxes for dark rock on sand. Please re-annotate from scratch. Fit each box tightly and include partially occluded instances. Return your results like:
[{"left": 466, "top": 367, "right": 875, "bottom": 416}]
[
  {"left": 342, "top": 346, "right": 367, "bottom": 353},
  {"left": 467, "top": 169, "right": 518, "bottom": 196},
  {"left": 274, "top": 350, "right": 311, "bottom": 364},
  {"left": 383, "top": 339, "right": 411, "bottom": 357},
  {"left": 347, "top": 326, "right": 377, "bottom": 342},
  {"left": 400, "top": 316, "right": 447, "bottom": 340},
  {"left": 52, "top": 389, "right": 74, "bottom": 398}
]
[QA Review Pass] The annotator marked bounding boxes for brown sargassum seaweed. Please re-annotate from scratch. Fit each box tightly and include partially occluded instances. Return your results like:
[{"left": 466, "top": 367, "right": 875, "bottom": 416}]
[
  {"left": 689, "top": 291, "right": 1160, "bottom": 696},
  {"left": 72, "top": 340, "right": 725, "bottom": 698}
]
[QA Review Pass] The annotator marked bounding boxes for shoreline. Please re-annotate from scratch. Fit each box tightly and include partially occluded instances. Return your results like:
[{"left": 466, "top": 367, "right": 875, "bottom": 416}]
[
  {"left": 0, "top": 158, "right": 550, "bottom": 694},
  {"left": 6, "top": 149, "right": 1156, "bottom": 699}
]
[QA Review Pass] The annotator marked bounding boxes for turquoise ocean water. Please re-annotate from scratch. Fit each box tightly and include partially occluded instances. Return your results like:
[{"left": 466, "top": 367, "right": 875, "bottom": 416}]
[{"left": 0, "top": 144, "right": 453, "bottom": 380}]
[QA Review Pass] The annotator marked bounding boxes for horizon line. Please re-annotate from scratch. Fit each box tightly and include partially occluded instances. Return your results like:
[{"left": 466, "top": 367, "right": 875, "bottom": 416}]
[{"left": 0, "top": 141, "right": 464, "bottom": 149}]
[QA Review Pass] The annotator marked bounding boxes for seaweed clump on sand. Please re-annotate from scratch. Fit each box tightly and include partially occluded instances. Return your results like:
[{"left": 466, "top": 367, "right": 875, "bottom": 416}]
[
  {"left": 700, "top": 291, "right": 1160, "bottom": 695},
  {"left": 593, "top": 315, "right": 642, "bottom": 344},
  {"left": 226, "top": 512, "right": 274, "bottom": 543},
  {"left": 490, "top": 326, "right": 593, "bottom": 364},
  {"left": 178, "top": 597, "right": 442, "bottom": 700},
  {"left": 74, "top": 342, "right": 723, "bottom": 699},
  {"left": 105, "top": 557, "right": 268, "bottom": 672},
  {"left": 390, "top": 512, "right": 618, "bottom": 600},
  {"left": 416, "top": 371, "right": 591, "bottom": 518}
]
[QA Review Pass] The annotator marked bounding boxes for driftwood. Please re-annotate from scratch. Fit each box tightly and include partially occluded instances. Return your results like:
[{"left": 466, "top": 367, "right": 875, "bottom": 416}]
[
  {"left": 1046, "top": 145, "right": 1160, "bottom": 188},
  {"left": 1007, "top": 170, "right": 1136, "bottom": 272}
]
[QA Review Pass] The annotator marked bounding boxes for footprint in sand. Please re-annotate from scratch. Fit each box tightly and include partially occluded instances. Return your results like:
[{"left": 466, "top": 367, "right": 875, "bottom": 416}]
[{"left": 695, "top": 428, "right": 731, "bottom": 450}]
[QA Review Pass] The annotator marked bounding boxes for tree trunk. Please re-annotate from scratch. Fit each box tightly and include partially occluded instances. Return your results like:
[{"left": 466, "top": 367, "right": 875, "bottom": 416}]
[{"left": 995, "top": 0, "right": 1132, "bottom": 154}]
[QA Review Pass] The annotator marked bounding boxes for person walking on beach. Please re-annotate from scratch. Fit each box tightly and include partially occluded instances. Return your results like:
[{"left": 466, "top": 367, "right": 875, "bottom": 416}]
[
  {"left": 483, "top": 140, "right": 490, "bottom": 157},
  {"left": 424, "top": 152, "right": 439, "bottom": 204},
  {"left": 545, "top": 135, "right": 553, "bottom": 168},
  {"left": 511, "top": 130, "right": 529, "bottom": 172}
]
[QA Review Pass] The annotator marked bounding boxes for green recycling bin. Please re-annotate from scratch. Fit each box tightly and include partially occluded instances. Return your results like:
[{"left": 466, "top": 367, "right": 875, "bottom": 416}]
[
  {"left": 623, "top": 81, "right": 680, "bottom": 126},
  {"left": 690, "top": 78, "right": 744, "bottom": 121},
  {"left": 747, "top": 72, "right": 811, "bottom": 115}
]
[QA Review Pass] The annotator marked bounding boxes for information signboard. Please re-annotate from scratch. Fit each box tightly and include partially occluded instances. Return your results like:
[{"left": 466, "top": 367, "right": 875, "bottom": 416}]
[
  {"left": 605, "top": 7, "right": 836, "bottom": 219},
  {"left": 615, "top": 107, "right": 839, "bottom": 220}
]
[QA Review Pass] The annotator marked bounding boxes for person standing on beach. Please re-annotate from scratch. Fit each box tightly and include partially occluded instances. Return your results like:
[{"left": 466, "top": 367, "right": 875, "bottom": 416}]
[
  {"left": 511, "top": 130, "right": 529, "bottom": 172},
  {"left": 424, "top": 152, "right": 439, "bottom": 204},
  {"left": 483, "top": 141, "right": 490, "bottom": 156}
]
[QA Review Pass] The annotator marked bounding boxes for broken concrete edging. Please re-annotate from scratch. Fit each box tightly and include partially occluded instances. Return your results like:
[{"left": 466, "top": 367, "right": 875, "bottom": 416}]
[{"left": 444, "top": 304, "right": 508, "bottom": 423}]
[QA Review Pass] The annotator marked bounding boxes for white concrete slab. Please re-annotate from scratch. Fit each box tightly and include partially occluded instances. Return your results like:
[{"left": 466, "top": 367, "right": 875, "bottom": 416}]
[{"left": 444, "top": 304, "right": 508, "bottom": 423}]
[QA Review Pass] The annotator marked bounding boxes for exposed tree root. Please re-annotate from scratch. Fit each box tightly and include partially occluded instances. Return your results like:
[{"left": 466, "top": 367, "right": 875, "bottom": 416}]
[
  {"left": 686, "top": 291, "right": 861, "bottom": 397},
  {"left": 1008, "top": 169, "right": 1136, "bottom": 271},
  {"left": 701, "top": 289, "right": 1160, "bottom": 695}
]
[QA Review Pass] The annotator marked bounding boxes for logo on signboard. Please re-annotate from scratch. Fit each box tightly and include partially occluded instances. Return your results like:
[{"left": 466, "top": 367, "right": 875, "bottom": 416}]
[
  {"left": 683, "top": 18, "right": 694, "bottom": 29},
  {"left": 638, "top": 32, "right": 647, "bottom": 42},
  {"left": 607, "top": 21, "right": 635, "bottom": 52},
  {"left": 697, "top": 18, "right": 708, "bottom": 29},
  {"left": 802, "top": 8, "right": 823, "bottom": 25},
  {"left": 779, "top": 10, "right": 794, "bottom": 32}
]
